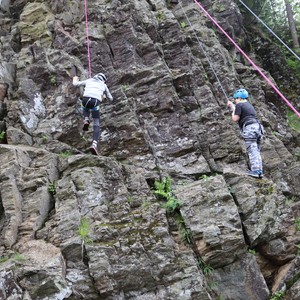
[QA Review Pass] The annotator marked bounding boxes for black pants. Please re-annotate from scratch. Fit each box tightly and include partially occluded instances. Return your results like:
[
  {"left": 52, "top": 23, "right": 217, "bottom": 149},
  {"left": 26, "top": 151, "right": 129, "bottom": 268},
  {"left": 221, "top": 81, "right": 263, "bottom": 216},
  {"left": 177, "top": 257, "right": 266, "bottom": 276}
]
[{"left": 81, "top": 97, "right": 100, "bottom": 141}]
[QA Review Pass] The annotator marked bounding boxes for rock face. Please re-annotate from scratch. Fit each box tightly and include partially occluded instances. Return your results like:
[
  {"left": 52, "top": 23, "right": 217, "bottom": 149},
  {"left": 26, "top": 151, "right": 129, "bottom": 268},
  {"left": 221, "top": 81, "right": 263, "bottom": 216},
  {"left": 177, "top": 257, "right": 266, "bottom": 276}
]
[{"left": 0, "top": 0, "right": 300, "bottom": 299}]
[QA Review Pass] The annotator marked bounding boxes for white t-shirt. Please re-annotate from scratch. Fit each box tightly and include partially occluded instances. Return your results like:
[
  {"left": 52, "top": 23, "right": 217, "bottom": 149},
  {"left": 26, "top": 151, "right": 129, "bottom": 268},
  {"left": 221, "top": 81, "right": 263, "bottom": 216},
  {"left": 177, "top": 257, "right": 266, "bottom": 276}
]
[{"left": 73, "top": 78, "right": 113, "bottom": 101}]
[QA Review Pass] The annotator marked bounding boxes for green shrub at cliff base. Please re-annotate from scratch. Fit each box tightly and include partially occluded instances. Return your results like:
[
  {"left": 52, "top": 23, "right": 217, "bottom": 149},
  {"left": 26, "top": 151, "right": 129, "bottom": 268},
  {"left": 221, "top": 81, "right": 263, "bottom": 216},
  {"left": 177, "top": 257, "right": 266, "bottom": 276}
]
[{"left": 287, "top": 110, "right": 300, "bottom": 133}]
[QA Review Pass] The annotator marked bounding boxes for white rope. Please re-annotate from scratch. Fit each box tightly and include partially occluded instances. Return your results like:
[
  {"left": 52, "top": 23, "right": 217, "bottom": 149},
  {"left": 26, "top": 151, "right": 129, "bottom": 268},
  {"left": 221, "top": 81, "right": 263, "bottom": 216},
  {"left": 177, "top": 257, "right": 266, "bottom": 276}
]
[
  {"left": 178, "top": 1, "right": 230, "bottom": 101},
  {"left": 238, "top": 0, "right": 300, "bottom": 62}
]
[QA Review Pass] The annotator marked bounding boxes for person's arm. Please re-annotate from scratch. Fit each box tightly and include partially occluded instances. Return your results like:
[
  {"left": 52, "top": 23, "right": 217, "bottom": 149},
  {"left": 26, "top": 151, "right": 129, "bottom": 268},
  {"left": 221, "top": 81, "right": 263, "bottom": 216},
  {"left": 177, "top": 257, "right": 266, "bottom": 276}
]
[
  {"left": 104, "top": 85, "right": 113, "bottom": 101},
  {"left": 72, "top": 76, "right": 88, "bottom": 86},
  {"left": 227, "top": 101, "right": 240, "bottom": 122},
  {"left": 232, "top": 110, "right": 240, "bottom": 122}
]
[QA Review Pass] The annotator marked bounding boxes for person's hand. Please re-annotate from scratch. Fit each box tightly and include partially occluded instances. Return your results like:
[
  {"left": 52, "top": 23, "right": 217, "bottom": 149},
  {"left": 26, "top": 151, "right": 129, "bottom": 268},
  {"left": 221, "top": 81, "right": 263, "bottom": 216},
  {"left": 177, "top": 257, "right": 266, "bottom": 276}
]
[
  {"left": 227, "top": 101, "right": 235, "bottom": 113},
  {"left": 227, "top": 100, "right": 233, "bottom": 107},
  {"left": 73, "top": 76, "right": 79, "bottom": 81}
]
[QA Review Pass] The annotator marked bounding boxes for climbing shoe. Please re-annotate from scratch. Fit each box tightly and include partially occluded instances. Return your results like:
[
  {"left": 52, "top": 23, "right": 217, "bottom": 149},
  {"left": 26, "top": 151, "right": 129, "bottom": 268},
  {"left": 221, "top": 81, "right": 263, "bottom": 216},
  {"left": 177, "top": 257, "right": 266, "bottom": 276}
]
[
  {"left": 246, "top": 170, "right": 263, "bottom": 178},
  {"left": 82, "top": 120, "right": 90, "bottom": 131},
  {"left": 90, "top": 141, "right": 98, "bottom": 156}
]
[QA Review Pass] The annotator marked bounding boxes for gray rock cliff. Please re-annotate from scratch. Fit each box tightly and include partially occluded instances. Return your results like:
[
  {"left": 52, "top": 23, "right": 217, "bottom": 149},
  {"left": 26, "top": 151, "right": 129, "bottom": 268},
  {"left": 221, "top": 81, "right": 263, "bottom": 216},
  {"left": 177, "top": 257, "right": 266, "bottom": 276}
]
[{"left": 0, "top": 0, "right": 300, "bottom": 299}]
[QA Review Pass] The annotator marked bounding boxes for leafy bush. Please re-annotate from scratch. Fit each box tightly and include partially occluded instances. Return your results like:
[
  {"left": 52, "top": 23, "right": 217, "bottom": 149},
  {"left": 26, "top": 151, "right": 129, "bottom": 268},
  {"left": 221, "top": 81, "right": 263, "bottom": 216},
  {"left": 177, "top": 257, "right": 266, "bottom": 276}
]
[{"left": 154, "top": 177, "right": 182, "bottom": 213}]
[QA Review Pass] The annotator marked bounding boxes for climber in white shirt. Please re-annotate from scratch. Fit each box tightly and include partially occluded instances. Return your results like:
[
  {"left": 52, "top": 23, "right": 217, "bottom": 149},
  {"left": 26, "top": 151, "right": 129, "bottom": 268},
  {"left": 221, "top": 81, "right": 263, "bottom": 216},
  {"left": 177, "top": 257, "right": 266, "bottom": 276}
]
[{"left": 73, "top": 73, "right": 113, "bottom": 155}]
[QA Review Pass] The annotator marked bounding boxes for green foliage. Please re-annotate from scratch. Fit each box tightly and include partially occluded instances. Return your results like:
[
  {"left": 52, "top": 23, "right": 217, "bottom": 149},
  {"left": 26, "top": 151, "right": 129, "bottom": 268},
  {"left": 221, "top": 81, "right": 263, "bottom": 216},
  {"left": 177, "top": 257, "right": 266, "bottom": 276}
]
[
  {"left": 242, "top": 0, "right": 289, "bottom": 36},
  {"left": 154, "top": 177, "right": 172, "bottom": 199},
  {"left": 286, "top": 57, "right": 300, "bottom": 80},
  {"left": 154, "top": 177, "right": 182, "bottom": 213},
  {"left": 180, "top": 227, "right": 192, "bottom": 245},
  {"left": 198, "top": 174, "right": 210, "bottom": 181},
  {"left": 0, "top": 256, "right": 9, "bottom": 263},
  {"left": 48, "top": 181, "right": 56, "bottom": 195},
  {"left": 202, "top": 73, "right": 209, "bottom": 81},
  {"left": 13, "top": 252, "right": 26, "bottom": 262},
  {"left": 142, "top": 201, "right": 151, "bottom": 208},
  {"left": 154, "top": 177, "right": 190, "bottom": 244},
  {"left": 81, "top": 135, "right": 88, "bottom": 143},
  {"left": 295, "top": 149, "right": 300, "bottom": 161},
  {"left": 122, "top": 84, "right": 129, "bottom": 92},
  {"left": 287, "top": 110, "right": 300, "bottom": 133},
  {"left": 40, "top": 134, "right": 48, "bottom": 142},
  {"left": 0, "top": 131, "right": 5, "bottom": 142},
  {"left": 177, "top": 215, "right": 193, "bottom": 245},
  {"left": 0, "top": 253, "right": 26, "bottom": 264},
  {"left": 239, "top": 0, "right": 300, "bottom": 86},
  {"left": 78, "top": 217, "right": 92, "bottom": 244},
  {"left": 227, "top": 186, "right": 234, "bottom": 193},
  {"left": 288, "top": 195, "right": 297, "bottom": 203},
  {"left": 49, "top": 75, "right": 57, "bottom": 85},
  {"left": 217, "top": 4, "right": 226, "bottom": 13},
  {"left": 295, "top": 218, "right": 300, "bottom": 231},
  {"left": 197, "top": 257, "right": 214, "bottom": 275},
  {"left": 59, "top": 150, "right": 72, "bottom": 158},
  {"left": 286, "top": 270, "right": 300, "bottom": 289},
  {"left": 162, "top": 196, "right": 182, "bottom": 213},
  {"left": 156, "top": 11, "right": 165, "bottom": 22},
  {"left": 248, "top": 249, "right": 256, "bottom": 255},
  {"left": 78, "top": 217, "right": 92, "bottom": 261},
  {"left": 180, "top": 21, "right": 187, "bottom": 29},
  {"left": 208, "top": 280, "right": 218, "bottom": 290},
  {"left": 270, "top": 290, "right": 285, "bottom": 300}
]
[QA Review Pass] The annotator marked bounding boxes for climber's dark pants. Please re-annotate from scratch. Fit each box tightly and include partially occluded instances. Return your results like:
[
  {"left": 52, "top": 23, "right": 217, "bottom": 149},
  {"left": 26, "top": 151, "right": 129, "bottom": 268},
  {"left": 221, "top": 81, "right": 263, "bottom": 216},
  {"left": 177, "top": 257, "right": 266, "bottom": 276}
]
[{"left": 81, "top": 97, "right": 101, "bottom": 142}]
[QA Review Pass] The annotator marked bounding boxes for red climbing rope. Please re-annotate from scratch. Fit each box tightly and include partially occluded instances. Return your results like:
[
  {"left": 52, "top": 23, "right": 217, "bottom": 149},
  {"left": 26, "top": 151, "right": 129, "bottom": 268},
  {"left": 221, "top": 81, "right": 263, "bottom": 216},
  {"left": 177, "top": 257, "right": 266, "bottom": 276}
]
[
  {"left": 193, "top": 0, "right": 300, "bottom": 118},
  {"left": 84, "top": 0, "right": 92, "bottom": 78}
]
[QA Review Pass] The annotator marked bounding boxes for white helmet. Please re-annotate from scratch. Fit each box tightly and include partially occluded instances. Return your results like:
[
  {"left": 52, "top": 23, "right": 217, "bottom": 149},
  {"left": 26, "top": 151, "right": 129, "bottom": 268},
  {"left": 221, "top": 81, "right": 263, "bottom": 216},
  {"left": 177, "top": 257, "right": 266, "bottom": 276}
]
[{"left": 93, "top": 73, "right": 107, "bottom": 82}]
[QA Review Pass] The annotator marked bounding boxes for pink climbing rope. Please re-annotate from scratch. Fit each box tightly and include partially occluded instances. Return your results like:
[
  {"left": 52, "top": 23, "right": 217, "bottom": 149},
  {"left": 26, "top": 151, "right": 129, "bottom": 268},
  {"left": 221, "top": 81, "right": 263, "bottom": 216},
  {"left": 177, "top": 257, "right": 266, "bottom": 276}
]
[
  {"left": 84, "top": 0, "right": 92, "bottom": 78},
  {"left": 193, "top": 0, "right": 300, "bottom": 118}
]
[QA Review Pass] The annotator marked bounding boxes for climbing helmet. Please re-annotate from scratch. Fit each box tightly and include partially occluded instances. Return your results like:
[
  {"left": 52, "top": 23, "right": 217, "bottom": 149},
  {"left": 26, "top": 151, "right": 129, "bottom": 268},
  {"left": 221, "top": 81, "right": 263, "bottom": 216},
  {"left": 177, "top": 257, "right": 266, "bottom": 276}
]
[
  {"left": 233, "top": 88, "right": 248, "bottom": 99},
  {"left": 93, "top": 73, "right": 107, "bottom": 82}
]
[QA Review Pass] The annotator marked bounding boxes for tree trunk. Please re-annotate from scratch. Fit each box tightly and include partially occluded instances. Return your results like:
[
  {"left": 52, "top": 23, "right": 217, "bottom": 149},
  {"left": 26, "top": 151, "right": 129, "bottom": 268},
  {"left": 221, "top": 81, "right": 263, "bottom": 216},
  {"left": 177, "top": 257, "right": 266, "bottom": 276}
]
[{"left": 284, "top": 0, "right": 300, "bottom": 48}]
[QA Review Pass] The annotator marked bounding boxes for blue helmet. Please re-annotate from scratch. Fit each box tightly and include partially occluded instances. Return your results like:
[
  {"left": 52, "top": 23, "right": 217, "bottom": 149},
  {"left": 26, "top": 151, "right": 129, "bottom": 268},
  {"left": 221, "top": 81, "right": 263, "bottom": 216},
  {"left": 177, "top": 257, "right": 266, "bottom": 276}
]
[
  {"left": 233, "top": 88, "right": 248, "bottom": 99},
  {"left": 93, "top": 73, "right": 107, "bottom": 82}
]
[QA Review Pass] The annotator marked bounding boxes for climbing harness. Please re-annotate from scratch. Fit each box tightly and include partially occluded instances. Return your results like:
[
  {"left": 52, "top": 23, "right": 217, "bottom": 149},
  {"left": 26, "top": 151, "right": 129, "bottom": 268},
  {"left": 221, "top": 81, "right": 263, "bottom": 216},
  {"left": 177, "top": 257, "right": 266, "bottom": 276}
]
[
  {"left": 84, "top": 0, "right": 92, "bottom": 78},
  {"left": 82, "top": 97, "right": 100, "bottom": 110},
  {"left": 193, "top": 0, "right": 300, "bottom": 118},
  {"left": 179, "top": 1, "right": 230, "bottom": 102},
  {"left": 238, "top": 0, "right": 300, "bottom": 62}
]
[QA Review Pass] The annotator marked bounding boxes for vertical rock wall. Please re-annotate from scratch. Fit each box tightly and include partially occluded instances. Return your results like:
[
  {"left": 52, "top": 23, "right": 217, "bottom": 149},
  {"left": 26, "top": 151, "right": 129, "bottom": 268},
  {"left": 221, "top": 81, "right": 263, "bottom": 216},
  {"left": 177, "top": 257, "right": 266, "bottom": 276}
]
[{"left": 0, "top": 0, "right": 300, "bottom": 299}]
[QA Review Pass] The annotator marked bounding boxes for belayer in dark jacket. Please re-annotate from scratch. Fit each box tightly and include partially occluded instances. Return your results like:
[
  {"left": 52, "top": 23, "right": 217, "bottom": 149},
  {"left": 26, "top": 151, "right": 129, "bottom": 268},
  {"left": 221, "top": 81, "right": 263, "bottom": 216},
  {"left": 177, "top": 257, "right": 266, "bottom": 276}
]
[{"left": 227, "top": 88, "right": 264, "bottom": 178}]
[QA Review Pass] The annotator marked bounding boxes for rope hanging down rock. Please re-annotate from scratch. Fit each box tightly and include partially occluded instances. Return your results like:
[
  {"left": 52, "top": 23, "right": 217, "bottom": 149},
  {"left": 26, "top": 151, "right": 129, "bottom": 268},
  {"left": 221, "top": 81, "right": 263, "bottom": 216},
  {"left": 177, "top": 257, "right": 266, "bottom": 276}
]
[
  {"left": 84, "top": 0, "right": 92, "bottom": 78},
  {"left": 193, "top": 0, "right": 300, "bottom": 118},
  {"left": 179, "top": 1, "right": 230, "bottom": 102}
]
